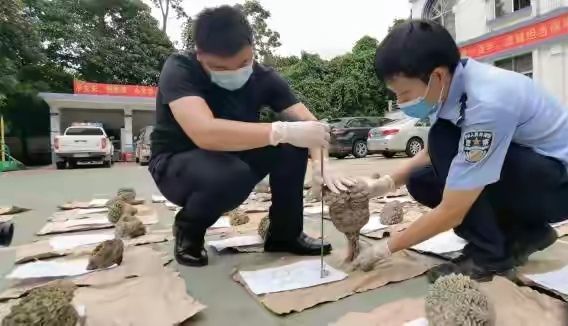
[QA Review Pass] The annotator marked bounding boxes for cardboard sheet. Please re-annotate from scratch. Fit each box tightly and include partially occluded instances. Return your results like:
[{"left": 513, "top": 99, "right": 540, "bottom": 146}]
[
  {"left": 37, "top": 209, "right": 158, "bottom": 235},
  {"left": 72, "top": 271, "right": 205, "bottom": 326},
  {"left": 12, "top": 230, "right": 172, "bottom": 264},
  {"left": 332, "top": 277, "right": 568, "bottom": 326},
  {"left": 58, "top": 198, "right": 145, "bottom": 210},
  {"left": 0, "top": 206, "right": 29, "bottom": 215},
  {"left": 233, "top": 250, "right": 441, "bottom": 314},
  {"left": 0, "top": 247, "right": 205, "bottom": 325},
  {"left": 0, "top": 246, "right": 170, "bottom": 301},
  {"left": 553, "top": 220, "right": 568, "bottom": 237}
]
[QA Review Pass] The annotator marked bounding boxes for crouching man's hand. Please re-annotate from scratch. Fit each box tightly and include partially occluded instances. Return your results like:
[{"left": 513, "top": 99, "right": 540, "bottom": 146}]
[
  {"left": 311, "top": 160, "right": 355, "bottom": 194},
  {"left": 349, "top": 240, "right": 392, "bottom": 272},
  {"left": 349, "top": 175, "right": 396, "bottom": 200}
]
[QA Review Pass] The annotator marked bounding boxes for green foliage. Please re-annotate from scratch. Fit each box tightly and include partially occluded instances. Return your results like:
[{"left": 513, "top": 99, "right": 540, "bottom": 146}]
[
  {"left": 235, "top": 0, "right": 281, "bottom": 61},
  {"left": 388, "top": 18, "right": 408, "bottom": 32},
  {"left": 277, "top": 36, "right": 391, "bottom": 120},
  {"left": 30, "top": 0, "right": 173, "bottom": 85},
  {"left": 181, "top": 16, "right": 195, "bottom": 51},
  {"left": 182, "top": 1, "right": 282, "bottom": 60},
  {"left": 150, "top": 0, "right": 187, "bottom": 33}
]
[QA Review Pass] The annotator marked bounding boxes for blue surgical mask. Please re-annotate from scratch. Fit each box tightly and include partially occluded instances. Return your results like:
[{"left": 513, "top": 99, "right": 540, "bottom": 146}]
[
  {"left": 397, "top": 78, "right": 444, "bottom": 119},
  {"left": 210, "top": 64, "right": 253, "bottom": 91}
]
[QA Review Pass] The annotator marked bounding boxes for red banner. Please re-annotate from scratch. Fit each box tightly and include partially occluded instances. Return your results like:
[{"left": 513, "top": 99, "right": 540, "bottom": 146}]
[
  {"left": 73, "top": 80, "right": 157, "bottom": 97},
  {"left": 461, "top": 12, "right": 568, "bottom": 58}
]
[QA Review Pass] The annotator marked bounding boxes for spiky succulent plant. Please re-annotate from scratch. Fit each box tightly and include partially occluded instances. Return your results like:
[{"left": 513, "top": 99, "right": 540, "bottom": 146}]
[{"left": 425, "top": 273, "right": 495, "bottom": 326}]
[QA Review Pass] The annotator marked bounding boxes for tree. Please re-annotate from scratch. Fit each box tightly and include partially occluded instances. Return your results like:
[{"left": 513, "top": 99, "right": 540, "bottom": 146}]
[
  {"left": 0, "top": 0, "right": 44, "bottom": 97},
  {"left": 150, "top": 0, "right": 187, "bottom": 33},
  {"left": 235, "top": 0, "right": 281, "bottom": 61},
  {"left": 29, "top": 0, "right": 174, "bottom": 85},
  {"left": 181, "top": 16, "right": 195, "bottom": 51},
  {"left": 275, "top": 36, "right": 390, "bottom": 120},
  {"left": 388, "top": 18, "right": 407, "bottom": 32}
]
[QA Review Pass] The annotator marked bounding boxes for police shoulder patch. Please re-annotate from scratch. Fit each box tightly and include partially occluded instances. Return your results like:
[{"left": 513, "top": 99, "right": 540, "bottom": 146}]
[{"left": 463, "top": 130, "right": 493, "bottom": 163}]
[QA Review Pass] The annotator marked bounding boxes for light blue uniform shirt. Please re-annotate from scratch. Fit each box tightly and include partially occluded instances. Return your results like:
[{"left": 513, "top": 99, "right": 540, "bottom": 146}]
[{"left": 437, "top": 58, "right": 568, "bottom": 190}]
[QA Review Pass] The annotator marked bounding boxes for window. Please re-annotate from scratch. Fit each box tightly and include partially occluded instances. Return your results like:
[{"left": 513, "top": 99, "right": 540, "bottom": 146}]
[
  {"left": 424, "top": 0, "right": 457, "bottom": 39},
  {"left": 65, "top": 128, "right": 104, "bottom": 136},
  {"left": 415, "top": 118, "right": 431, "bottom": 127},
  {"left": 347, "top": 119, "right": 365, "bottom": 128},
  {"left": 495, "top": 0, "right": 531, "bottom": 18},
  {"left": 495, "top": 53, "right": 533, "bottom": 78}
]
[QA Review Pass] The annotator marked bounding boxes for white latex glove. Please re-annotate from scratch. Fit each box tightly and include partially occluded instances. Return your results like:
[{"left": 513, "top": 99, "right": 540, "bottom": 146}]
[
  {"left": 349, "top": 175, "right": 396, "bottom": 199},
  {"left": 311, "top": 159, "right": 355, "bottom": 194},
  {"left": 349, "top": 240, "right": 392, "bottom": 272},
  {"left": 270, "top": 121, "right": 330, "bottom": 149}
]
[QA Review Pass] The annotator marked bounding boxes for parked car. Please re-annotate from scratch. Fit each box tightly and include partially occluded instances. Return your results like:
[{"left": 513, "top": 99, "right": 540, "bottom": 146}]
[
  {"left": 54, "top": 123, "right": 114, "bottom": 169},
  {"left": 135, "top": 126, "right": 153, "bottom": 165},
  {"left": 328, "top": 117, "right": 394, "bottom": 159},
  {"left": 367, "top": 117, "right": 431, "bottom": 158}
]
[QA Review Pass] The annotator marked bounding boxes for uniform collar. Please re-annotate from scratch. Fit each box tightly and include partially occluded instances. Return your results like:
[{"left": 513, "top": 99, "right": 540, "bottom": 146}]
[{"left": 436, "top": 61, "right": 466, "bottom": 123}]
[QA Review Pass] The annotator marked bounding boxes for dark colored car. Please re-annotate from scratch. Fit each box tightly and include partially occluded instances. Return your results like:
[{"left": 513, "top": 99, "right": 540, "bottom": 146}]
[{"left": 327, "top": 117, "right": 394, "bottom": 159}]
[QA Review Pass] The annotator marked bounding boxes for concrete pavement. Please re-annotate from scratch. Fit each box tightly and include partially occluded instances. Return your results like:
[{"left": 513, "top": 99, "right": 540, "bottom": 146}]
[{"left": 0, "top": 155, "right": 435, "bottom": 326}]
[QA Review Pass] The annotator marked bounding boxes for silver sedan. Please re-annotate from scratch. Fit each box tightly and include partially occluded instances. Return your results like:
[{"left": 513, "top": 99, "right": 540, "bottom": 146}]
[{"left": 367, "top": 117, "right": 431, "bottom": 158}]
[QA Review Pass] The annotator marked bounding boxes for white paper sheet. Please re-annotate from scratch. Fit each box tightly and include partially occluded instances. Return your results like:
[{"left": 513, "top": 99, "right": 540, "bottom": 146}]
[
  {"left": 551, "top": 220, "right": 568, "bottom": 228},
  {"left": 76, "top": 208, "right": 108, "bottom": 215},
  {"left": 6, "top": 259, "right": 115, "bottom": 279},
  {"left": 360, "top": 215, "right": 389, "bottom": 234},
  {"left": 152, "top": 195, "right": 167, "bottom": 203},
  {"left": 379, "top": 196, "right": 413, "bottom": 203},
  {"left": 62, "top": 216, "right": 110, "bottom": 228},
  {"left": 165, "top": 201, "right": 179, "bottom": 210},
  {"left": 209, "top": 217, "right": 231, "bottom": 229},
  {"left": 239, "top": 259, "right": 348, "bottom": 295},
  {"left": 525, "top": 264, "right": 568, "bottom": 295},
  {"left": 404, "top": 318, "right": 429, "bottom": 326},
  {"left": 207, "top": 235, "right": 263, "bottom": 251},
  {"left": 412, "top": 230, "right": 467, "bottom": 254},
  {"left": 304, "top": 205, "right": 329, "bottom": 216},
  {"left": 49, "top": 233, "right": 115, "bottom": 251},
  {"left": 88, "top": 199, "right": 109, "bottom": 207}
]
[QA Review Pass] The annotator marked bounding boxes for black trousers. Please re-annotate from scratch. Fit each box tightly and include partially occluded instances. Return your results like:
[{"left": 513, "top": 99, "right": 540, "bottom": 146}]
[
  {"left": 149, "top": 145, "right": 308, "bottom": 241},
  {"left": 407, "top": 119, "right": 568, "bottom": 267}
]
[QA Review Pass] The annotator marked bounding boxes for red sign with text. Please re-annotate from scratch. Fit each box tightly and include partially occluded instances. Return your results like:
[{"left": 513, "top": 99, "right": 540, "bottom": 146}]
[
  {"left": 73, "top": 80, "right": 157, "bottom": 97},
  {"left": 461, "top": 12, "right": 568, "bottom": 58}
]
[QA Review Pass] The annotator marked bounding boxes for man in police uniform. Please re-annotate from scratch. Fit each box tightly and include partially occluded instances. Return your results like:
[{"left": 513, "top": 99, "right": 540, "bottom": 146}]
[
  {"left": 350, "top": 20, "right": 568, "bottom": 281},
  {"left": 149, "top": 6, "right": 351, "bottom": 267}
]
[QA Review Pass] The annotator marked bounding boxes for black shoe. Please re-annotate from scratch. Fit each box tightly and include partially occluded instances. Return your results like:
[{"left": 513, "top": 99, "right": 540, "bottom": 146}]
[
  {"left": 427, "top": 257, "right": 516, "bottom": 283},
  {"left": 264, "top": 233, "right": 332, "bottom": 256},
  {"left": 174, "top": 227, "right": 208, "bottom": 267},
  {"left": 512, "top": 225, "right": 557, "bottom": 266}
]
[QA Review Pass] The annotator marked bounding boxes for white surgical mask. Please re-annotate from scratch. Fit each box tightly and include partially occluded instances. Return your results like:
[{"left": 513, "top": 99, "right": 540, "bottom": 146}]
[{"left": 210, "top": 64, "right": 253, "bottom": 91}]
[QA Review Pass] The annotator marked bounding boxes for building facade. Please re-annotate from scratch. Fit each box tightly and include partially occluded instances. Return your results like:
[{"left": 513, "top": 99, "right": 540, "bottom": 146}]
[{"left": 410, "top": 0, "right": 568, "bottom": 105}]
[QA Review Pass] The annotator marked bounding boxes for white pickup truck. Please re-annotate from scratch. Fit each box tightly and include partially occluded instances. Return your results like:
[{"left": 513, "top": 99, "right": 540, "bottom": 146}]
[{"left": 54, "top": 125, "right": 114, "bottom": 169}]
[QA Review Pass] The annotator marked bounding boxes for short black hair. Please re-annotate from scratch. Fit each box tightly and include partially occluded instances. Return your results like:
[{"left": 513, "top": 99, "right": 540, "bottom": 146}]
[
  {"left": 194, "top": 6, "right": 253, "bottom": 57},
  {"left": 375, "top": 20, "right": 461, "bottom": 83}
]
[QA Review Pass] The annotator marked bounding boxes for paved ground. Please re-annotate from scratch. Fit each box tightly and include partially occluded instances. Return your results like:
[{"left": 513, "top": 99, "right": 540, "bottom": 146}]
[{"left": 0, "top": 155, "right": 438, "bottom": 326}]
